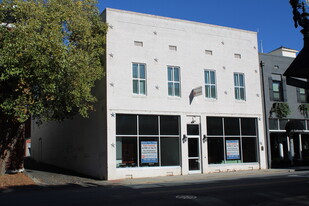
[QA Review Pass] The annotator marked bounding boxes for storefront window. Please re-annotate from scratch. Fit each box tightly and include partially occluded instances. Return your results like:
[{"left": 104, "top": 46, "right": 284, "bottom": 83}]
[
  {"left": 279, "top": 119, "right": 288, "bottom": 130},
  {"left": 116, "top": 114, "right": 180, "bottom": 168},
  {"left": 302, "top": 135, "right": 309, "bottom": 162},
  {"left": 207, "top": 117, "right": 223, "bottom": 135},
  {"left": 116, "top": 114, "right": 137, "bottom": 135},
  {"left": 139, "top": 115, "right": 158, "bottom": 135},
  {"left": 270, "top": 133, "right": 289, "bottom": 167},
  {"left": 207, "top": 117, "right": 258, "bottom": 164},
  {"left": 241, "top": 118, "right": 256, "bottom": 135},
  {"left": 116, "top": 137, "right": 137, "bottom": 167},
  {"left": 269, "top": 119, "right": 279, "bottom": 130},
  {"left": 160, "top": 116, "right": 179, "bottom": 135},
  {"left": 208, "top": 137, "right": 224, "bottom": 164},
  {"left": 224, "top": 118, "right": 240, "bottom": 135},
  {"left": 161, "top": 137, "right": 180, "bottom": 166},
  {"left": 242, "top": 137, "right": 257, "bottom": 162}
]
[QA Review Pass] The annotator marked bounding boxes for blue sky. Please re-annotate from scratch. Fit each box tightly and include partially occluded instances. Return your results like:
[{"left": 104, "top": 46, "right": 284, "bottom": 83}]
[{"left": 97, "top": 0, "right": 304, "bottom": 53}]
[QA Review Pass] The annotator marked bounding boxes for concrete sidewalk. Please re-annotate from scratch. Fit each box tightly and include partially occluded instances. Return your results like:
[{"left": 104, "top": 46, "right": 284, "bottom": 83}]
[
  {"left": 113, "top": 169, "right": 298, "bottom": 186},
  {"left": 24, "top": 158, "right": 309, "bottom": 187}
]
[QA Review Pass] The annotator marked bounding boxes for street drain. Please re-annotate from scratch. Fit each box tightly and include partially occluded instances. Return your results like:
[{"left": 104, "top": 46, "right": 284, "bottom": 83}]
[{"left": 176, "top": 195, "right": 197, "bottom": 200}]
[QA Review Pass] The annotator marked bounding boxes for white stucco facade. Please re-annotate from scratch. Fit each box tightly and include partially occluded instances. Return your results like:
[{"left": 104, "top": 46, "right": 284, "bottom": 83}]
[{"left": 31, "top": 8, "right": 267, "bottom": 180}]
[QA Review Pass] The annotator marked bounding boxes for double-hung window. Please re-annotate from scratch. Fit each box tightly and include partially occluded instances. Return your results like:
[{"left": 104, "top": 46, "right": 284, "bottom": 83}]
[
  {"left": 204, "top": 70, "right": 216, "bottom": 99},
  {"left": 132, "top": 63, "right": 146, "bottom": 95},
  {"left": 271, "top": 74, "right": 283, "bottom": 101},
  {"left": 234, "top": 73, "right": 245, "bottom": 100},
  {"left": 299, "top": 88, "right": 308, "bottom": 103},
  {"left": 296, "top": 87, "right": 308, "bottom": 103},
  {"left": 168, "top": 66, "right": 180, "bottom": 97}
]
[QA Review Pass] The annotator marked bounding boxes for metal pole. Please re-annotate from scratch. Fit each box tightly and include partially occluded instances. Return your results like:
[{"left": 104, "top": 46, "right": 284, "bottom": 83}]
[{"left": 299, "top": 133, "right": 303, "bottom": 160}]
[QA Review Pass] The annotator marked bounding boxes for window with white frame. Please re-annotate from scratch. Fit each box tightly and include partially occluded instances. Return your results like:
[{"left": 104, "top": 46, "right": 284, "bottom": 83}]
[
  {"left": 167, "top": 66, "right": 180, "bottom": 97},
  {"left": 204, "top": 70, "right": 216, "bottom": 99},
  {"left": 132, "top": 63, "right": 146, "bottom": 95},
  {"left": 234, "top": 73, "right": 245, "bottom": 100}
]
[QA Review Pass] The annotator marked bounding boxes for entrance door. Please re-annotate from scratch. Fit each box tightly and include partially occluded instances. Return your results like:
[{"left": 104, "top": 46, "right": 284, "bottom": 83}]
[{"left": 187, "top": 124, "right": 201, "bottom": 172}]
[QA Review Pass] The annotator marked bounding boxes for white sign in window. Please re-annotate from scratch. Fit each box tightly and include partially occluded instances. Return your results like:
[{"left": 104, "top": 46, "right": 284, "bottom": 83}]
[
  {"left": 226, "top": 140, "right": 240, "bottom": 160},
  {"left": 141, "top": 141, "right": 158, "bottom": 163}
]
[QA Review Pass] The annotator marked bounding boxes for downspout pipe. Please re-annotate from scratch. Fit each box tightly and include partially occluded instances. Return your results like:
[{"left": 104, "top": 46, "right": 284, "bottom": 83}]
[{"left": 260, "top": 60, "right": 271, "bottom": 169}]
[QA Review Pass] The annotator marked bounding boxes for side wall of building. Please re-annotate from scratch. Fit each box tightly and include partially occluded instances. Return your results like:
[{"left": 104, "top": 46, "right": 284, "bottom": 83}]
[{"left": 31, "top": 78, "right": 108, "bottom": 179}]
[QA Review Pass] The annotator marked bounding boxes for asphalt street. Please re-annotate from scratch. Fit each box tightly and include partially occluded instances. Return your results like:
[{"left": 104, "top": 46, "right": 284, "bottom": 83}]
[{"left": 0, "top": 171, "right": 309, "bottom": 206}]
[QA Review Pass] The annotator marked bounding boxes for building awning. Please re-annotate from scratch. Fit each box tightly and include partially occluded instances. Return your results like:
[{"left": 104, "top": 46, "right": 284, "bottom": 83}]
[
  {"left": 285, "top": 120, "right": 306, "bottom": 134},
  {"left": 284, "top": 46, "right": 309, "bottom": 89}
]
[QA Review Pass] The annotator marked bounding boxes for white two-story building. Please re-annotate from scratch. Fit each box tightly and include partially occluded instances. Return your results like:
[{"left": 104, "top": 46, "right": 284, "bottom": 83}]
[{"left": 31, "top": 8, "right": 267, "bottom": 180}]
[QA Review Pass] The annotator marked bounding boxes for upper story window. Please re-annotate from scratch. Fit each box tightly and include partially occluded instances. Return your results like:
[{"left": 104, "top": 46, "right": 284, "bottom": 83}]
[
  {"left": 297, "top": 87, "right": 308, "bottom": 103},
  {"left": 234, "top": 73, "right": 246, "bottom": 101},
  {"left": 132, "top": 63, "right": 146, "bottom": 95},
  {"left": 167, "top": 66, "right": 180, "bottom": 97},
  {"left": 204, "top": 70, "right": 216, "bottom": 99},
  {"left": 271, "top": 74, "right": 283, "bottom": 102}
]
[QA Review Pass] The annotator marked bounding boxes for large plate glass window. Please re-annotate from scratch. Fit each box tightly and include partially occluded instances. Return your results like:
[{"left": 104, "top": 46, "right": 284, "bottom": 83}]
[
  {"left": 207, "top": 117, "right": 258, "bottom": 164},
  {"left": 116, "top": 114, "right": 180, "bottom": 168}
]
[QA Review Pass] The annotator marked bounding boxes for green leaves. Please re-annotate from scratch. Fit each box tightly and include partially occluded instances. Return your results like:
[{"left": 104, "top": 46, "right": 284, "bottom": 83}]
[
  {"left": 270, "top": 103, "right": 291, "bottom": 119},
  {"left": 298, "top": 103, "right": 309, "bottom": 118},
  {"left": 0, "top": 0, "right": 107, "bottom": 123}
]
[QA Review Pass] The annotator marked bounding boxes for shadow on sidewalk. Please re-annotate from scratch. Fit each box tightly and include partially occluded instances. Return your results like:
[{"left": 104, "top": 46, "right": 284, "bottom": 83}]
[{"left": 24, "top": 157, "right": 94, "bottom": 179}]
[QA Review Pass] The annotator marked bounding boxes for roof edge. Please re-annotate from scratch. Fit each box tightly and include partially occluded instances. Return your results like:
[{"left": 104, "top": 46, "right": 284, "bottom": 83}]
[{"left": 103, "top": 8, "right": 257, "bottom": 35}]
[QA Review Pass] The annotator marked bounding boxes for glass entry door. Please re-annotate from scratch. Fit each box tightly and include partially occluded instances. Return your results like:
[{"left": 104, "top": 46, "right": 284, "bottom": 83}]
[{"left": 187, "top": 124, "right": 201, "bottom": 172}]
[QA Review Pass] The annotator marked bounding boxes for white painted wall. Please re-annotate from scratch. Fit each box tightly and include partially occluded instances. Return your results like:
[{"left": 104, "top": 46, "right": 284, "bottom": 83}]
[
  {"left": 105, "top": 9, "right": 262, "bottom": 116},
  {"left": 105, "top": 9, "right": 267, "bottom": 180},
  {"left": 31, "top": 8, "right": 267, "bottom": 180},
  {"left": 268, "top": 47, "right": 298, "bottom": 58},
  {"left": 31, "top": 88, "right": 108, "bottom": 179}
]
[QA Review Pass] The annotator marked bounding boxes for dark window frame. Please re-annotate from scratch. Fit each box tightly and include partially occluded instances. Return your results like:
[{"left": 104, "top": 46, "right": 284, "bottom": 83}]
[
  {"left": 206, "top": 117, "right": 258, "bottom": 164},
  {"left": 116, "top": 114, "right": 181, "bottom": 168}
]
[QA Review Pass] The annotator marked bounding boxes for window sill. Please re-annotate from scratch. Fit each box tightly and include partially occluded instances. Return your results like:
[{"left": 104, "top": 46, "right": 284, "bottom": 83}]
[
  {"left": 132, "top": 94, "right": 147, "bottom": 98},
  {"left": 168, "top": 96, "right": 181, "bottom": 100},
  {"left": 205, "top": 97, "right": 217, "bottom": 102},
  {"left": 116, "top": 166, "right": 181, "bottom": 170},
  {"left": 235, "top": 99, "right": 246, "bottom": 103},
  {"left": 208, "top": 162, "right": 259, "bottom": 166}
]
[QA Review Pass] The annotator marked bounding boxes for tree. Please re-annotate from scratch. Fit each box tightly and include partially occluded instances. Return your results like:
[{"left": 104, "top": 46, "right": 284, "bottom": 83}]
[
  {"left": 0, "top": 0, "right": 107, "bottom": 175},
  {"left": 270, "top": 102, "right": 291, "bottom": 119}
]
